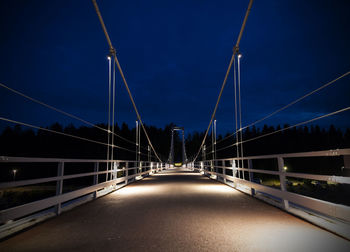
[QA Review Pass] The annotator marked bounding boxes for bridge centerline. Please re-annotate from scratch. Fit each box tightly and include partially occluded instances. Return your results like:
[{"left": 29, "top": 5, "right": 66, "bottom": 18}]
[{"left": 1, "top": 168, "right": 349, "bottom": 252}]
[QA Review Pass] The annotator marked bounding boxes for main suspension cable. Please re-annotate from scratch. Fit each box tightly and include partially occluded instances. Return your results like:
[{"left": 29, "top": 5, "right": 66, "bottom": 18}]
[
  {"left": 193, "top": 0, "right": 254, "bottom": 161},
  {"left": 92, "top": 0, "right": 162, "bottom": 162}
]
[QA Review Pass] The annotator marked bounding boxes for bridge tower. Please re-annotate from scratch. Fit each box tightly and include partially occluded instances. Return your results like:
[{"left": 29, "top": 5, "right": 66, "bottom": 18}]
[{"left": 167, "top": 127, "right": 188, "bottom": 165}]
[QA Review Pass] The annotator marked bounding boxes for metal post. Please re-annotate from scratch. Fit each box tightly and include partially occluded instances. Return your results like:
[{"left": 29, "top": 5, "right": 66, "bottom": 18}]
[
  {"left": 237, "top": 53, "right": 245, "bottom": 180},
  {"left": 168, "top": 129, "right": 174, "bottom": 165},
  {"left": 202, "top": 144, "right": 206, "bottom": 162},
  {"left": 125, "top": 162, "right": 129, "bottom": 184},
  {"left": 110, "top": 57, "right": 116, "bottom": 179},
  {"left": 93, "top": 162, "right": 99, "bottom": 199},
  {"left": 277, "top": 157, "right": 289, "bottom": 209},
  {"left": 233, "top": 56, "right": 240, "bottom": 174},
  {"left": 248, "top": 159, "right": 253, "bottom": 182},
  {"left": 106, "top": 55, "right": 112, "bottom": 180},
  {"left": 181, "top": 129, "right": 186, "bottom": 166},
  {"left": 248, "top": 159, "right": 254, "bottom": 195},
  {"left": 211, "top": 122, "right": 215, "bottom": 162},
  {"left": 55, "top": 162, "right": 64, "bottom": 215},
  {"left": 138, "top": 121, "right": 141, "bottom": 163},
  {"left": 113, "top": 162, "right": 118, "bottom": 181},
  {"left": 136, "top": 121, "right": 139, "bottom": 162},
  {"left": 231, "top": 160, "right": 237, "bottom": 188},
  {"left": 214, "top": 119, "right": 217, "bottom": 174}
]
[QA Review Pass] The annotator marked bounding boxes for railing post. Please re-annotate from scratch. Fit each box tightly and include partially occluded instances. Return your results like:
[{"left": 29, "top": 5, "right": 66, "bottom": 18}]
[
  {"left": 55, "top": 162, "right": 64, "bottom": 215},
  {"left": 93, "top": 162, "right": 99, "bottom": 199},
  {"left": 277, "top": 157, "right": 289, "bottom": 209},
  {"left": 233, "top": 160, "right": 238, "bottom": 179},
  {"left": 241, "top": 158, "right": 245, "bottom": 180},
  {"left": 125, "top": 162, "right": 129, "bottom": 184},
  {"left": 248, "top": 159, "right": 255, "bottom": 195},
  {"left": 106, "top": 161, "right": 109, "bottom": 182},
  {"left": 113, "top": 162, "right": 118, "bottom": 189},
  {"left": 223, "top": 162, "right": 227, "bottom": 184},
  {"left": 231, "top": 160, "right": 237, "bottom": 188},
  {"left": 115, "top": 162, "right": 119, "bottom": 180}
]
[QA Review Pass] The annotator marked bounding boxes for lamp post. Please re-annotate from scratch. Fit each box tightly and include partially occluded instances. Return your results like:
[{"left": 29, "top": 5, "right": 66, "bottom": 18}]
[
  {"left": 136, "top": 120, "right": 139, "bottom": 162},
  {"left": 106, "top": 55, "right": 112, "bottom": 181},
  {"left": 237, "top": 52, "right": 244, "bottom": 179}
]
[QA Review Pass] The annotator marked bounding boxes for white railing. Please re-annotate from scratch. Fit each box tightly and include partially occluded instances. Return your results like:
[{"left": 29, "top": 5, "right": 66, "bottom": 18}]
[
  {"left": 193, "top": 148, "right": 350, "bottom": 239},
  {"left": 0, "top": 156, "right": 166, "bottom": 237}
]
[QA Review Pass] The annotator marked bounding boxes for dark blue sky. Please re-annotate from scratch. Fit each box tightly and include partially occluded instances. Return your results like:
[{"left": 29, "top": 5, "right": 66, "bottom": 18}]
[{"left": 1, "top": 0, "right": 350, "bottom": 135}]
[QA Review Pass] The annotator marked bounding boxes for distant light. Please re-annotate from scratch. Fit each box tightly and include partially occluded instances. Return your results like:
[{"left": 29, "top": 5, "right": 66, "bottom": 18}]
[
  {"left": 283, "top": 166, "right": 288, "bottom": 171},
  {"left": 12, "top": 169, "right": 17, "bottom": 180},
  {"left": 238, "top": 53, "right": 242, "bottom": 59},
  {"left": 107, "top": 56, "right": 111, "bottom": 61}
]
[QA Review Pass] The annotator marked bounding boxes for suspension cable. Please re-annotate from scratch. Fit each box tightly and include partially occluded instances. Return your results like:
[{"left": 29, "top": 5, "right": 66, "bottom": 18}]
[
  {"left": 214, "top": 106, "right": 350, "bottom": 152},
  {"left": 216, "top": 132, "right": 236, "bottom": 145},
  {"left": 0, "top": 116, "right": 140, "bottom": 154},
  {"left": 193, "top": 0, "right": 254, "bottom": 162},
  {"left": 91, "top": 0, "right": 162, "bottom": 162},
  {"left": 207, "top": 70, "right": 350, "bottom": 147},
  {"left": 0, "top": 82, "right": 138, "bottom": 146},
  {"left": 242, "top": 70, "right": 350, "bottom": 131}
]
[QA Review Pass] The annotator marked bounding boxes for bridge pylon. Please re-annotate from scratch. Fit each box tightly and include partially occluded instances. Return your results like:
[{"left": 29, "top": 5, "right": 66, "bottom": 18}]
[{"left": 167, "top": 127, "right": 188, "bottom": 165}]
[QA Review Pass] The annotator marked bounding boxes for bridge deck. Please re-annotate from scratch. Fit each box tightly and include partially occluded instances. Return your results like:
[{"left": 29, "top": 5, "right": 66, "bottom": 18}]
[{"left": 1, "top": 168, "right": 349, "bottom": 251}]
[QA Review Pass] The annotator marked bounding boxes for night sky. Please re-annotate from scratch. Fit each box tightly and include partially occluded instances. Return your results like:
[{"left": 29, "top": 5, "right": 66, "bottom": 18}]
[{"left": 1, "top": 0, "right": 350, "bottom": 136}]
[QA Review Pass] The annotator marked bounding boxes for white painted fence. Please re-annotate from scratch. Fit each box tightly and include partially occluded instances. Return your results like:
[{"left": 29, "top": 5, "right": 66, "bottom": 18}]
[
  {"left": 193, "top": 148, "right": 350, "bottom": 239},
  {"left": 0, "top": 157, "right": 166, "bottom": 238}
]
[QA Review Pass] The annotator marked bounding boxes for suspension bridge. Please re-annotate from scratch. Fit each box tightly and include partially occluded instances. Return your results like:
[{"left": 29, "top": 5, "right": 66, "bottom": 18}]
[{"left": 1, "top": 0, "right": 350, "bottom": 251}]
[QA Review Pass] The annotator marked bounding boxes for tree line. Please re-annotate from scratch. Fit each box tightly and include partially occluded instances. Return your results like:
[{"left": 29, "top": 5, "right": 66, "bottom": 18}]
[{"left": 0, "top": 123, "right": 349, "bottom": 162}]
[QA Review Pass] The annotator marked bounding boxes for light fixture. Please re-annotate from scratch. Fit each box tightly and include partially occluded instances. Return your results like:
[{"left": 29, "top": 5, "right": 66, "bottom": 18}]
[{"left": 238, "top": 53, "right": 242, "bottom": 59}]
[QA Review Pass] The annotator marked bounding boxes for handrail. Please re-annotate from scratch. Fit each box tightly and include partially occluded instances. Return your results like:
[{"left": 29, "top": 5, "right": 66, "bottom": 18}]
[
  {"left": 0, "top": 156, "right": 144, "bottom": 163},
  {"left": 214, "top": 148, "right": 350, "bottom": 161},
  {"left": 0, "top": 158, "right": 167, "bottom": 228},
  {"left": 192, "top": 148, "right": 350, "bottom": 234}
]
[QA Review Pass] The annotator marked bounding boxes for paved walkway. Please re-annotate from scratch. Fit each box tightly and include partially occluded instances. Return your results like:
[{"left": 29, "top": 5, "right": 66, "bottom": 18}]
[{"left": 1, "top": 168, "right": 349, "bottom": 251}]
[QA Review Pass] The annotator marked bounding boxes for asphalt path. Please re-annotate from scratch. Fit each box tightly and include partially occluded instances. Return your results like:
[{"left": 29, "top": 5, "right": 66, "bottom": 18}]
[{"left": 1, "top": 168, "right": 349, "bottom": 251}]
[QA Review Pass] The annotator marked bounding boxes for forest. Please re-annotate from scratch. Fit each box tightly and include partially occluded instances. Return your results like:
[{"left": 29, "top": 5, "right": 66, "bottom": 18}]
[{"left": 1, "top": 122, "right": 349, "bottom": 162}]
